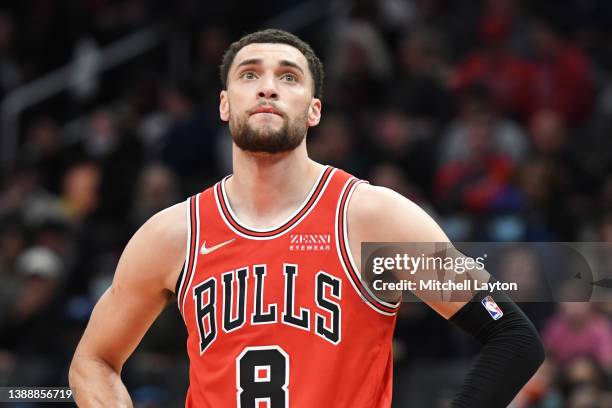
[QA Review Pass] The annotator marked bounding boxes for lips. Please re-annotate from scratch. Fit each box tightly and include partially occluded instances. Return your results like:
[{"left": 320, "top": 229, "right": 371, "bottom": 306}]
[{"left": 250, "top": 106, "right": 283, "bottom": 116}]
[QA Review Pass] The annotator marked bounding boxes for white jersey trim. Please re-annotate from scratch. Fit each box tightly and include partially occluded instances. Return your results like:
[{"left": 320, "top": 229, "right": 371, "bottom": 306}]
[
  {"left": 335, "top": 178, "right": 399, "bottom": 316},
  {"left": 177, "top": 196, "right": 192, "bottom": 316},
  {"left": 215, "top": 168, "right": 336, "bottom": 240},
  {"left": 221, "top": 165, "right": 329, "bottom": 233},
  {"left": 180, "top": 193, "right": 202, "bottom": 315},
  {"left": 342, "top": 182, "right": 401, "bottom": 310}
]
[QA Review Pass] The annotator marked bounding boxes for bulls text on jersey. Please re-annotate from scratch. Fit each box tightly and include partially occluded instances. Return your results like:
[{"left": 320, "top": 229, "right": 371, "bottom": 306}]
[{"left": 192, "top": 263, "right": 342, "bottom": 354}]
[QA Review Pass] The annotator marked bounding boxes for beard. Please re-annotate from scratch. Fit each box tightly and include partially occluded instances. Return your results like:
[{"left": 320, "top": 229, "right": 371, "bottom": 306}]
[{"left": 229, "top": 108, "right": 309, "bottom": 154}]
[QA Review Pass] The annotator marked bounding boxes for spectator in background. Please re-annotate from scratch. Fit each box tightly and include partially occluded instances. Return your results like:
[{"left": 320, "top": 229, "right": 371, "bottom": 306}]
[
  {"left": 542, "top": 302, "right": 612, "bottom": 370},
  {"left": 309, "top": 112, "right": 366, "bottom": 176},
  {"left": 369, "top": 162, "right": 429, "bottom": 208},
  {"left": 517, "top": 109, "right": 585, "bottom": 240},
  {"left": 566, "top": 385, "right": 609, "bottom": 408},
  {"left": 0, "top": 246, "right": 65, "bottom": 384},
  {"left": 326, "top": 17, "right": 393, "bottom": 108},
  {"left": 368, "top": 106, "right": 438, "bottom": 196},
  {"left": 0, "top": 166, "right": 64, "bottom": 232},
  {"left": 11, "top": 247, "right": 64, "bottom": 327},
  {"left": 130, "top": 164, "right": 180, "bottom": 228},
  {"left": 439, "top": 86, "right": 529, "bottom": 166},
  {"left": 78, "top": 109, "right": 144, "bottom": 222},
  {"left": 392, "top": 26, "right": 453, "bottom": 123},
  {"left": 156, "top": 84, "right": 221, "bottom": 190},
  {"left": 529, "top": 109, "right": 567, "bottom": 159},
  {"left": 385, "top": 26, "right": 453, "bottom": 199},
  {"left": 82, "top": 109, "right": 121, "bottom": 160},
  {"left": 60, "top": 162, "right": 100, "bottom": 224},
  {"left": 513, "top": 160, "right": 562, "bottom": 240},
  {"left": 511, "top": 359, "right": 563, "bottom": 408},
  {"left": 435, "top": 85, "right": 528, "bottom": 214},
  {"left": 139, "top": 84, "right": 192, "bottom": 159},
  {"left": 559, "top": 356, "right": 611, "bottom": 408},
  {"left": 494, "top": 246, "right": 555, "bottom": 327},
  {"left": 21, "top": 117, "right": 66, "bottom": 195},
  {"left": 528, "top": 20, "right": 595, "bottom": 126},
  {"left": 449, "top": 1, "right": 534, "bottom": 121},
  {"left": 0, "top": 219, "right": 25, "bottom": 275}
]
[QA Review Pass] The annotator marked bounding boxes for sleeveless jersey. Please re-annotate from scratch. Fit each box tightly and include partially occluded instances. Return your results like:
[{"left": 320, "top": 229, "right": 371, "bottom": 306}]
[{"left": 176, "top": 166, "right": 400, "bottom": 408}]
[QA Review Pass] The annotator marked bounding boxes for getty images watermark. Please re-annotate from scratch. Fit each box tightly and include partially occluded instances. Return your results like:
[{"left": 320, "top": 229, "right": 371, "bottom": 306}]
[
  {"left": 370, "top": 251, "right": 517, "bottom": 292},
  {"left": 360, "top": 242, "right": 612, "bottom": 303}
]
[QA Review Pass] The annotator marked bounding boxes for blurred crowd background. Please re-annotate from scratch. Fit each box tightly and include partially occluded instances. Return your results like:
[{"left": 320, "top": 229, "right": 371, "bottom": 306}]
[{"left": 1, "top": 0, "right": 612, "bottom": 406}]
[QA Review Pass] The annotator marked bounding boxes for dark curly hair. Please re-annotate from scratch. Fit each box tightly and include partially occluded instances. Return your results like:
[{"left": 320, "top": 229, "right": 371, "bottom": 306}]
[{"left": 219, "top": 29, "right": 324, "bottom": 98}]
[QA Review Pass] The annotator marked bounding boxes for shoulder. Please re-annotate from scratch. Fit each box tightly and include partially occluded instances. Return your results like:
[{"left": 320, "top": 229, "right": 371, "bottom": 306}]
[
  {"left": 114, "top": 201, "right": 188, "bottom": 294},
  {"left": 347, "top": 183, "right": 449, "bottom": 242},
  {"left": 139, "top": 201, "right": 187, "bottom": 249}
]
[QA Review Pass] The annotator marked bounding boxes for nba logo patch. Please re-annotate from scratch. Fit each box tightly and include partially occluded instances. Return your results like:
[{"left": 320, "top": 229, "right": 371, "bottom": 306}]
[{"left": 481, "top": 295, "right": 503, "bottom": 320}]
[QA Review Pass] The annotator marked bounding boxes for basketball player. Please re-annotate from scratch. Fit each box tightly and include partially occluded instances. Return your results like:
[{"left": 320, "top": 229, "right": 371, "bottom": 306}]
[{"left": 69, "top": 29, "right": 544, "bottom": 407}]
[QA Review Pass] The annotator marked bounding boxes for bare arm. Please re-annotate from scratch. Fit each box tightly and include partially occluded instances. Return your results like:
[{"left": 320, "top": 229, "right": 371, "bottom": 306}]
[
  {"left": 347, "top": 184, "right": 487, "bottom": 317},
  {"left": 348, "top": 184, "right": 544, "bottom": 407},
  {"left": 69, "top": 202, "right": 186, "bottom": 407}
]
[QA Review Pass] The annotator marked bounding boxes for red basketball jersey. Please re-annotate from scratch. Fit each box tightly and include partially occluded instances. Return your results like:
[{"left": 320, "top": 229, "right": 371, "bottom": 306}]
[{"left": 176, "top": 166, "right": 400, "bottom": 407}]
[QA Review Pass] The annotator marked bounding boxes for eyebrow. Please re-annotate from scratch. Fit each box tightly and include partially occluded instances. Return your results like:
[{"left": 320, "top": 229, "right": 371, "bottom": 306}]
[
  {"left": 234, "top": 58, "right": 305, "bottom": 75},
  {"left": 279, "top": 60, "right": 305, "bottom": 74}
]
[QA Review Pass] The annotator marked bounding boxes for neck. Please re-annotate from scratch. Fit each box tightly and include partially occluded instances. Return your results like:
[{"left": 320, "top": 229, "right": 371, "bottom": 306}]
[{"left": 225, "top": 140, "right": 324, "bottom": 229}]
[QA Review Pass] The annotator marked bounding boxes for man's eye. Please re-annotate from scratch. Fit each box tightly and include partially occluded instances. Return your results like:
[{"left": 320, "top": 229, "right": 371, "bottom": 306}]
[
  {"left": 242, "top": 72, "right": 256, "bottom": 79},
  {"left": 281, "top": 73, "right": 297, "bottom": 82}
]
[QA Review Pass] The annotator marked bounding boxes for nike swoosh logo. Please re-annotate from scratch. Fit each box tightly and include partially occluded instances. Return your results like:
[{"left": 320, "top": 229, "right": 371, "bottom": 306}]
[{"left": 200, "top": 238, "right": 236, "bottom": 255}]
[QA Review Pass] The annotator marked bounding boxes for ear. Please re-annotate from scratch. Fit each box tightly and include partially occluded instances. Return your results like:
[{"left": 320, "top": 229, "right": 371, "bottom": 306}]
[
  {"left": 219, "top": 90, "right": 229, "bottom": 122},
  {"left": 307, "top": 98, "right": 322, "bottom": 127}
]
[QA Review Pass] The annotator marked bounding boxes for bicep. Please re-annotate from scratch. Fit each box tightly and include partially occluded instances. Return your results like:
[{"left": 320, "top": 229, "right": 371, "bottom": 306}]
[{"left": 75, "top": 281, "right": 170, "bottom": 372}]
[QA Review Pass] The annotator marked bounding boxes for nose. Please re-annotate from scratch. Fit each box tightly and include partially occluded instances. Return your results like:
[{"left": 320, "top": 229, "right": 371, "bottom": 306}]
[{"left": 257, "top": 75, "right": 278, "bottom": 100}]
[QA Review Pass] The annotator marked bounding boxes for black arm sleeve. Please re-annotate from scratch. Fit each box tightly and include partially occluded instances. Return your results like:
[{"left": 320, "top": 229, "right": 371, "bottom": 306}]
[{"left": 449, "top": 278, "right": 545, "bottom": 408}]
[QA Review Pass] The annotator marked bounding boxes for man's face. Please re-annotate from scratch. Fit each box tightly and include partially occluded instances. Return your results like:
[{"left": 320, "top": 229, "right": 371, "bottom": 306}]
[{"left": 219, "top": 43, "right": 321, "bottom": 153}]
